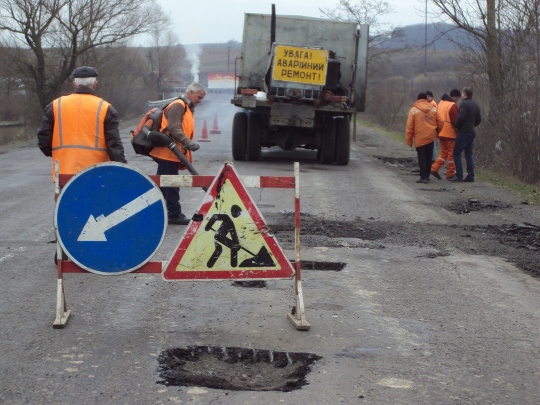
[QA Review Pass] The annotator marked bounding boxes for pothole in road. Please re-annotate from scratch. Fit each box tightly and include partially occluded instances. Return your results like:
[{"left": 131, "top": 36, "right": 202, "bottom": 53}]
[
  {"left": 231, "top": 280, "right": 267, "bottom": 288},
  {"left": 157, "top": 345, "right": 322, "bottom": 392},
  {"left": 373, "top": 155, "right": 416, "bottom": 168},
  {"left": 271, "top": 213, "right": 386, "bottom": 240},
  {"left": 301, "top": 260, "right": 346, "bottom": 271},
  {"left": 447, "top": 199, "right": 513, "bottom": 214}
]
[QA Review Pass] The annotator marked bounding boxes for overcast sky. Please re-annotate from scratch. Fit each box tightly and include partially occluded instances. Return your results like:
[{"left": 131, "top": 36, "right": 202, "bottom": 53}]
[{"left": 153, "top": 0, "right": 432, "bottom": 45}]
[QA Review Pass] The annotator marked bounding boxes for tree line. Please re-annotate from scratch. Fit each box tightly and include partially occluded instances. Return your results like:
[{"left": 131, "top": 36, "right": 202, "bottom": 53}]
[
  {"left": 1, "top": 0, "right": 540, "bottom": 184},
  {"left": 0, "top": 0, "right": 182, "bottom": 122},
  {"left": 323, "top": 0, "right": 540, "bottom": 184}
]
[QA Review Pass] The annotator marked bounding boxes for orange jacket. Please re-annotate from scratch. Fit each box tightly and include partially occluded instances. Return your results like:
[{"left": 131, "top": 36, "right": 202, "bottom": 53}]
[
  {"left": 437, "top": 99, "right": 458, "bottom": 139},
  {"left": 51, "top": 93, "right": 110, "bottom": 178},
  {"left": 405, "top": 99, "right": 443, "bottom": 148},
  {"left": 150, "top": 99, "right": 193, "bottom": 169}
]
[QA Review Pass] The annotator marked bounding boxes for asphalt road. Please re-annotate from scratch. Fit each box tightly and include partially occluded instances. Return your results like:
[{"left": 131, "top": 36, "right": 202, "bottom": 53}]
[{"left": 1, "top": 92, "right": 539, "bottom": 404}]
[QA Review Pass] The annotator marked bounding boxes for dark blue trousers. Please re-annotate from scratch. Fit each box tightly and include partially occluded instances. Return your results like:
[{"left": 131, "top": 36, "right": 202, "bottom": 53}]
[
  {"left": 453, "top": 132, "right": 476, "bottom": 180},
  {"left": 154, "top": 157, "right": 182, "bottom": 218}
]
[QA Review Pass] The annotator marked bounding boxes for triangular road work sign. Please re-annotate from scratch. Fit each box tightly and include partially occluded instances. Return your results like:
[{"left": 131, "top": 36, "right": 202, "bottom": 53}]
[{"left": 162, "top": 163, "right": 296, "bottom": 281}]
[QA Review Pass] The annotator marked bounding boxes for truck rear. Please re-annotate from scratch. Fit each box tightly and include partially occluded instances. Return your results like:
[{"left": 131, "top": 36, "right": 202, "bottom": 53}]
[{"left": 230, "top": 12, "right": 368, "bottom": 165}]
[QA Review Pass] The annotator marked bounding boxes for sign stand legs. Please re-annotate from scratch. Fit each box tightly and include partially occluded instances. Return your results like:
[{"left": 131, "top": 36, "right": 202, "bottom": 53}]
[
  {"left": 53, "top": 253, "right": 70, "bottom": 328},
  {"left": 287, "top": 162, "right": 310, "bottom": 330},
  {"left": 53, "top": 160, "right": 70, "bottom": 328}
]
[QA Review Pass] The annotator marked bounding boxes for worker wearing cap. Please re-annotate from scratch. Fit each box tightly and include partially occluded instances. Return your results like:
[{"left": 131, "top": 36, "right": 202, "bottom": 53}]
[{"left": 37, "top": 66, "right": 126, "bottom": 180}]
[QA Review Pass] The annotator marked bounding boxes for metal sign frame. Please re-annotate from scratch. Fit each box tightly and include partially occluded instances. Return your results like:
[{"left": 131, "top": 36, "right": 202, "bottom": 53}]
[{"left": 53, "top": 162, "right": 309, "bottom": 331}]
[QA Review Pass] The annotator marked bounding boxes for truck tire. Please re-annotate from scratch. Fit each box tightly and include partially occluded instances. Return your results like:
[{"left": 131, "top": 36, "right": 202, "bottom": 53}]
[
  {"left": 335, "top": 117, "right": 351, "bottom": 166},
  {"left": 320, "top": 118, "right": 336, "bottom": 164},
  {"left": 246, "top": 112, "right": 262, "bottom": 161},
  {"left": 232, "top": 111, "right": 248, "bottom": 161}
]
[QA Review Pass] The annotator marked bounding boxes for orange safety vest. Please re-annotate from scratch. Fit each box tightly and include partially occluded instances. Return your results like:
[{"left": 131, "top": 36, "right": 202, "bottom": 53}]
[
  {"left": 51, "top": 93, "right": 110, "bottom": 180},
  {"left": 149, "top": 99, "right": 194, "bottom": 169},
  {"left": 437, "top": 100, "right": 457, "bottom": 139}
]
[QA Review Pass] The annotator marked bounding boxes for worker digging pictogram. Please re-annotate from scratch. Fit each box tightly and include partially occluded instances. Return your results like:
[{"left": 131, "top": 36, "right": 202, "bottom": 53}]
[
  {"left": 163, "top": 163, "right": 294, "bottom": 280},
  {"left": 205, "top": 204, "right": 274, "bottom": 268}
]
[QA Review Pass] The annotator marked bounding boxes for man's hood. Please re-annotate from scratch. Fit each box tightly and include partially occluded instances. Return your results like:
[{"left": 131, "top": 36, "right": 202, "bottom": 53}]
[{"left": 413, "top": 99, "right": 434, "bottom": 113}]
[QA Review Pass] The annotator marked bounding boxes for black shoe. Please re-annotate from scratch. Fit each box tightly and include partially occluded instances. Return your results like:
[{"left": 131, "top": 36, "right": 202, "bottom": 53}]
[
  {"left": 416, "top": 178, "right": 429, "bottom": 184},
  {"left": 447, "top": 175, "right": 463, "bottom": 182},
  {"left": 168, "top": 214, "right": 190, "bottom": 225},
  {"left": 430, "top": 170, "right": 442, "bottom": 180},
  {"left": 416, "top": 179, "right": 424, "bottom": 183},
  {"left": 463, "top": 177, "right": 474, "bottom": 183}
]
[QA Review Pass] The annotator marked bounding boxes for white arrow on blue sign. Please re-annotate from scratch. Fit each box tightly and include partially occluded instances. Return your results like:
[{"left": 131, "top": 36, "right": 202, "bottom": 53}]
[{"left": 55, "top": 162, "right": 167, "bottom": 275}]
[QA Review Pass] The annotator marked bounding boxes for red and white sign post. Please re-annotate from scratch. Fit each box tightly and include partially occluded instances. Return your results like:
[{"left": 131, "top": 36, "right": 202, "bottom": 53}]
[{"left": 53, "top": 162, "right": 309, "bottom": 330}]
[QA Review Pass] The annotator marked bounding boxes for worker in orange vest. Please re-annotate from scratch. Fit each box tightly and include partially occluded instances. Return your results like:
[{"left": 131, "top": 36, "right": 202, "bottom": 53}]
[
  {"left": 431, "top": 89, "right": 461, "bottom": 180},
  {"left": 37, "top": 66, "right": 126, "bottom": 181},
  {"left": 150, "top": 82, "right": 206, "bottom": 225}
]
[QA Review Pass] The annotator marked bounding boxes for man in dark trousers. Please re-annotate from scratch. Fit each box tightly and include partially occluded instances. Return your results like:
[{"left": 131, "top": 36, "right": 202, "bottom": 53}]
[
  {"left": 448, "top": 87, "right": 482, "bottom": 182},
  {"left": 149, "top": 82, "right": 206, "bottom": 225}
]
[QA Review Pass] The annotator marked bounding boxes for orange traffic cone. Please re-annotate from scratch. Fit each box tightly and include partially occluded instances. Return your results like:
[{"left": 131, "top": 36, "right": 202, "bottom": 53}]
[
  {"left": 198, "top": 120, "right": 211, "bottom": 142},
  {"left": 209, "top": 114, "right": 221, "bottom": 134}
]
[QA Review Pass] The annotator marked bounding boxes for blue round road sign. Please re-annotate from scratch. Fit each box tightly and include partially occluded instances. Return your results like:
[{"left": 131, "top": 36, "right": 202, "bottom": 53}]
[{"left": 55, "top": 163, "right": 167, "bottom": 275}]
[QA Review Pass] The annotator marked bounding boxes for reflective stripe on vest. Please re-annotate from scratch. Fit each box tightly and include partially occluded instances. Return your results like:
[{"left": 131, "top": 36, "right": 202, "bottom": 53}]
[
  {"left": 51, "top": 93, "right": 110, "bottom": 178},
  {"left": 149, "top": 98, "right": 194, "bottom": 166}
]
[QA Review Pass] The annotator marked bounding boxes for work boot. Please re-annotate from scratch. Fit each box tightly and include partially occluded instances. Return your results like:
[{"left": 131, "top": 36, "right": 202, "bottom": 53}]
[
  {"left": 168, "top": 214, "right": 190, "bottom": 225},
  {"left": 431, "top": 170, "right": 442, "bottom": 180},
  {"left": 447, "top": 175, "right": 463, "bottom": 182}
]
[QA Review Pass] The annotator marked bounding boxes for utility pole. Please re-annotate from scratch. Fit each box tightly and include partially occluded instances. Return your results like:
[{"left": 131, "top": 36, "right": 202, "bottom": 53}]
[{"left": 424, "top": 0, "right": 428, "bottom": 76}]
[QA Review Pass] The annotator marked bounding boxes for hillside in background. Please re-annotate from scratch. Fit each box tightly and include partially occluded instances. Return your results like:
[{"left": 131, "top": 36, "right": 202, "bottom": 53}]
[{"left": 383, "top": 22, "right": 473, "bottom": 51}]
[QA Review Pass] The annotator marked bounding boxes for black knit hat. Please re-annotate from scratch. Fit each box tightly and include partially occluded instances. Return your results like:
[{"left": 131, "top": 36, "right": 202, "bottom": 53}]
[
  {"left": 72, "top": 66, "right": 98, "bottom": 78},
  {"left": 425, "top": 90, "right": 434, "bottom": 97},
  {"left": 450, "top": 88, "right": 461, "bottom": 97},
  {"left": 417, "top": 93, "right": 427, "bottom": 100}
]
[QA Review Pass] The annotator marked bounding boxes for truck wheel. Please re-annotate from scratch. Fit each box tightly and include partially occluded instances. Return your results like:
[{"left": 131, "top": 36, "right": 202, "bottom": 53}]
[
  {"left": 232, "top": 112, "right": 248, "bottom": 161},
  {"left": 246, "top": 112, "right": 262, "bottom": 161},
  {"left": 335, "top": 117, "right": 351, "bottom": 166},
  {"left": 320, "top": 118, "right": 336, "bottom": 164}
]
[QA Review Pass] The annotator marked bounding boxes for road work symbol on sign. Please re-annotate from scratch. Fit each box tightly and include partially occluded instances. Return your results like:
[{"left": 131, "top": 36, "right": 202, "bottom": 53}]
[{"left": 162, "top": 163, "right": 295, "bottom": 281}]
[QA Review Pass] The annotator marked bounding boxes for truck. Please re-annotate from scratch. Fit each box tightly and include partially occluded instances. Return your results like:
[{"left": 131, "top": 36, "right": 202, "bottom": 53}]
[{"left": 230, "top": 8, "right": 369, "bottom": 165}]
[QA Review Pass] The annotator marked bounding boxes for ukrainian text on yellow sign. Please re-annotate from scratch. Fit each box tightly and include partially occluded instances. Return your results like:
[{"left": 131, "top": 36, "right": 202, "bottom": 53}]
[{"left": 272, "top": 45, "right": 328, "bottom": 86}]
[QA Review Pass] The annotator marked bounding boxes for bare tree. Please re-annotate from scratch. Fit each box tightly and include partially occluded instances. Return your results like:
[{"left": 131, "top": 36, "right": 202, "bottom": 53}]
[
  {"left": 319, "top": 0, "right": 404, "bottom": 63},
  {"left": 430, "top": 0, "right": 540, "bottom": 183},
  {"left": 429, "top": 0, "right": 501, "bottom": 111},
  {"left": 0, "top": 0, "right": 167, "bottom": 111},
  {"left": 146, "top": 28, "right": 183, "bottom": 97}
]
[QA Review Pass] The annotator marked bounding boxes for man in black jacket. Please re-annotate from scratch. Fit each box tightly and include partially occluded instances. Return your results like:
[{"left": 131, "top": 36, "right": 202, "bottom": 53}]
[{"left": 448, "top": 87, "right": 481, "bottom": 182}]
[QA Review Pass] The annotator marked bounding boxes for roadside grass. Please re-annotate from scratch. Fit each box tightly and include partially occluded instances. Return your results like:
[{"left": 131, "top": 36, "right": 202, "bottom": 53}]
[
  {"left": 357, "top": 117, "right": 540, "bottom": 206},
  {"left": 475, "top": 170, "right": 540, "bottom": 205},
  {"left": 357, "top": 118, "right": 405, "bottom": 144}
]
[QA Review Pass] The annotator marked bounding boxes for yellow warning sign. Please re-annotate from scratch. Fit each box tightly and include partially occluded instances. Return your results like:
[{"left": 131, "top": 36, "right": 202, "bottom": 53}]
[
  {"left": 178, "top": 180, "right": 274, "bottom": 271},
  {"left": 272, "top": 45, "right": 328, "bottom": 86},
  {"left": 162, "top": 163, "right": 295, "bottom": 281}
]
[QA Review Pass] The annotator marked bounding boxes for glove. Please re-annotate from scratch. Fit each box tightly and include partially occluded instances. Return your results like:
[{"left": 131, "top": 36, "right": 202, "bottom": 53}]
[{"left": 184, "top": 141, "right": 200, "bottom": 151}]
